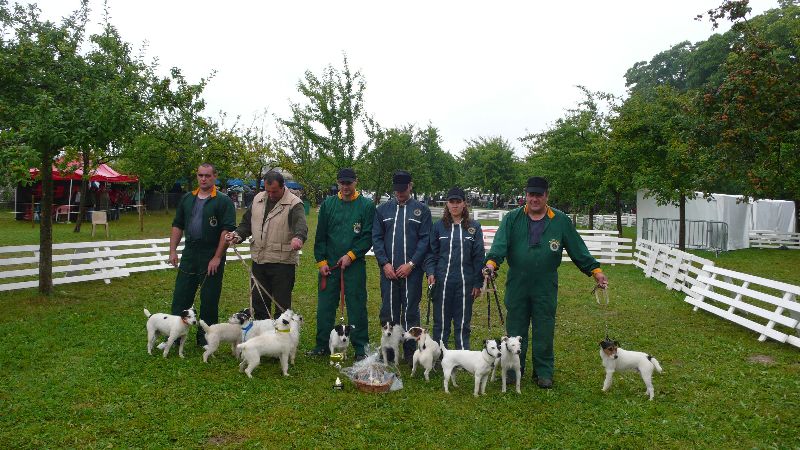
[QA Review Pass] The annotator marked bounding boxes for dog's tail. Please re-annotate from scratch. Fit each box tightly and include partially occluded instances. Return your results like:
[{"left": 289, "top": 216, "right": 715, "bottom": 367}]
[
  {"left": 648, "top": 355, "right": 663, "bottom": 373},
  {"left": 199, "top": 320, "right": 212, "bottom": 333},
  {"left": 439, "top": 340, "right": 447, "bottom": 353},
  {"left": 143, "top": 308, "right": 152, "bottom": 318}
]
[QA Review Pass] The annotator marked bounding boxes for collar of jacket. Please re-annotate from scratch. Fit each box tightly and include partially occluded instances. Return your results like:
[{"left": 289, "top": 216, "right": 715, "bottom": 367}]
[
  {"left": 191, "top": 185, "right": 217, "bottom": 198},
  {"left": 338, "top": 191, "right": 360, "bottom": 200},
  {"left": 523, "top": 204, "right": 554, "bottom": 219}
]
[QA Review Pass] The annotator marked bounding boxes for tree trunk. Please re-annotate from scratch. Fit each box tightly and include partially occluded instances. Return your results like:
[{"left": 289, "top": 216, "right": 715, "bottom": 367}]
[
  {"left": 615, "top": 190, "right": 623, "bottom": 236},
  {"left": 679, "top": 194, "right": 686, "bottom": 251},
  {"left": 588, "top": 204, "right": 595, "bottom": 230},
  {"left": 38, "top": 151, "right": 54, "bottom": 295}
]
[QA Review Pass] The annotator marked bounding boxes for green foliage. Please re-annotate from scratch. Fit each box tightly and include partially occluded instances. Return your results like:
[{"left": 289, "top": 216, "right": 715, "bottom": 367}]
[
  {"left": 461, "top": 136, "right": 522, "bottom": 203},
  {"left": 357, "top": 125, "right": 424, "bottom": 201},
  {"left": 416, "top": 124, "right": 462, "bottom": 195},
  {"left": 280, "top": 54, "right": 369, "bottom": 190}
]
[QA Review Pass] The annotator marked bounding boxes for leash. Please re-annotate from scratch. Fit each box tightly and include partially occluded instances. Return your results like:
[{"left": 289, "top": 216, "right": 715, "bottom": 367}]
[
  {"left": 425, "top": 283, "right": 434, "bottom": 326},
  {"left": 320, "top": 262, "right": 347, "bottom": 325},
  {"left": 178, "top": 267, "right": 208, "bottom": 304},
  {"left": 592, "top": 284, "right": 612, "bottom": 340},
  {"left": 230, "top": 244, "right": 284, "bottom": 320},
  {"left": 481, "top": 270, "right": 505, "bottom": 333}
]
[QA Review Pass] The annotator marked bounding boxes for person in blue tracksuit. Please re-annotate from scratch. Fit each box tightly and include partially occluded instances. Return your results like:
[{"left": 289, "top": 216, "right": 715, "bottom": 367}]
[
  {"left": 425, "top": 187, "right": 485, "bottom": 350},
  {"left": 372, "top": 170, "right": 432, "bottom": 364}
]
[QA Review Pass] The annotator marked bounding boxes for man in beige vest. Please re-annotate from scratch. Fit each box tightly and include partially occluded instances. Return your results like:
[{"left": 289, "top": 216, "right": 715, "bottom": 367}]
[{"left": 226, "top": 171, "right": 308, "bottom": 319}]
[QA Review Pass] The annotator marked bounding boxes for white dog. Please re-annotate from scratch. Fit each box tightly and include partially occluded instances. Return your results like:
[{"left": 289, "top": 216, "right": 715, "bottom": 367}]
[
  {"left": 237, "top": 317, "right": 294, "bottom": 378},
  {"left": 441, "top": 339, "right": 501, "bottom": 397},
  {"left": 199, "top": 310, "right": 251, "bottom": 363},
  {"left": 241, "top": 309, "right": 293, "bottom": 342},
  {"left": 490, "top": 336, "right": 522, "bottom": 394},
  {"left": 144, "top": 307, "right": 197, "bottom": 358},
  {"left": 329, "top": 324, "right": 355, "bottom": 358},
  {"left": 599, "top": 339, "right": 663, "bottom": 400},
  {"left": 380, "top": 321, "right": 404, "bottom": 367},
  {"left": 403, "top": 327, "right": 441, "bottom": 381}
]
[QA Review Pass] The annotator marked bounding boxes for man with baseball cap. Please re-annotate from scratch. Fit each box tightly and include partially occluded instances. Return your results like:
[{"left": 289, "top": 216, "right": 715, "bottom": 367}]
[
  {"left": 308, "top": 168, "right": 376, "bottom": 360},
  {"left": 484, "top": 176, "right": 608, "bottom": 389},
  {"left": 372, "top": 170, "right": 432, "bottom": 364}
]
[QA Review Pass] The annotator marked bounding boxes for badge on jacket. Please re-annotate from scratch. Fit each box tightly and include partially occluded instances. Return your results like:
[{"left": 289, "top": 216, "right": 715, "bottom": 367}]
[
  {"left": 549, "top": 239, "right": 560, "bottom": 252},
  {"left": 414, "top": 208, "right": 421, "bottom": 217},
  {"left": 353, "top": 222, "right": 362, "bottom": 233},
  {"left": 468, "top": 226, "right": 476, "bottom": 235},
  {"left": 209, "top": 216, "right": 218, "bottom": 227}
]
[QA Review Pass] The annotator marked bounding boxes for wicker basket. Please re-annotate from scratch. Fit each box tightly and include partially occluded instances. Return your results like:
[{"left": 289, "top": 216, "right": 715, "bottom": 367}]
[{"left": 353, "top": 377, "right": 393, "bottom": 393}]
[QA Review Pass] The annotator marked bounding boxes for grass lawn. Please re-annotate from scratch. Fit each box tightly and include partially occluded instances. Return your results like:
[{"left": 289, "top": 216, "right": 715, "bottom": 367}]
[{"left": 1, "top": 208, "right": 798, "bottom": 448}]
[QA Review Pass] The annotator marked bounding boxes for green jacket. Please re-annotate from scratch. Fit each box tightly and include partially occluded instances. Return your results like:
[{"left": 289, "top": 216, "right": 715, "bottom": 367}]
[
  {"left": 486, "top": 206, "right": 600, "bottom": 285},
  {"left": 314, "top": 192, "right": 376, "bottom": 267},
  {"left": 172, "top": 186, "right": 237, "bottom": 246}
]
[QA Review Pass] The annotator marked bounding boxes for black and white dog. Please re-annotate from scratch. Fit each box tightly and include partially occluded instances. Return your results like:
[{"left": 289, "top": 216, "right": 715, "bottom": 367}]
[
  {"left": 380, "top": 321, "right": 404, "bottom": 366},
  {"left": 329, "top": 324, "right": 355, "bottom": 358},
  {"left": 144, "top": 307, "right": 197, "bottom": 358}
]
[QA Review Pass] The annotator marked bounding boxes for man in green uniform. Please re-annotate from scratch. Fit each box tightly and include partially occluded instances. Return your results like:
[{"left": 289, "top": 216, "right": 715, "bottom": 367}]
[
  {"left": 485, "top": 177, "right": 608, "bottom": 388},
  {"left": 307, "top": 168, "right": 376, "bottom": 360},
  {"left": 169, "top": 163, "right": 236, "bottom": 347}
]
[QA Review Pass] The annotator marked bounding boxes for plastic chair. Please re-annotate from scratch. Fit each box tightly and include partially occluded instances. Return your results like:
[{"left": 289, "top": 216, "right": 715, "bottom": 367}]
[
  {"left": 54, "top": 205, "right": 71, "bottom": 223},
  {"left": 91, "top": 211, "right": 109, "bottom": 238}
]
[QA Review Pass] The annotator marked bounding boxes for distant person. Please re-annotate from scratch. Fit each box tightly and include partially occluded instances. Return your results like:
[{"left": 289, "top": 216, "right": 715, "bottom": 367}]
[{"left": 168, "top": 163, "right": 236, "bottom": 347}]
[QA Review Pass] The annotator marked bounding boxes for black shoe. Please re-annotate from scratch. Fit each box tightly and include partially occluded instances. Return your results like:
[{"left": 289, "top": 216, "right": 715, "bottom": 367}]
[
  {"left": 355, "top": 354, "right": 367, "bottom": 362},
  {"left": 306, "top": 348, "right": 329, "bottom": 357},
  {"left": 536, "top": 378, "right": 553, "bottom": 389}
]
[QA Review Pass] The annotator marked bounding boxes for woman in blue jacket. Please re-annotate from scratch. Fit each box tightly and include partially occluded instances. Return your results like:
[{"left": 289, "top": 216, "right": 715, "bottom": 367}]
[{"left": 425, "top": 187, "right": 485, "bottom": 350}]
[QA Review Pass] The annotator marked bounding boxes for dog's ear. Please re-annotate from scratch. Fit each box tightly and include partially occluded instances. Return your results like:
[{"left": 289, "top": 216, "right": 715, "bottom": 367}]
[
  {"left": 502, "top": 336, "right": 508, "bottom": 342},
  {"left": 334, "top": 324, "right": 343, "bottom": 334},
  {"left": 613, "top": 340, "right": 620, "bottom": 347},
  {"left": 516, "top": 336, "right": 522, "bottom": 341}
]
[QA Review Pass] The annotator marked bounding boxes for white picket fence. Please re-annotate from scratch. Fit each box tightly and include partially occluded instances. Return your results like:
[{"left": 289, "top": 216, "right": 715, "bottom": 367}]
[
  {"left": 749, "top": 230, "right": 800, "bottom": 249},
  {"left": 0, "top": 239, "right": 253, "bottom": 292},
  {"left": 482, "top": 226, "right": 634, "bottom": 265},
  {"left": 685, "top": 265, "right": 800, "bottom": 348},
  {"left": 632, "top": 239, "right": 800, "bottom": 348}
]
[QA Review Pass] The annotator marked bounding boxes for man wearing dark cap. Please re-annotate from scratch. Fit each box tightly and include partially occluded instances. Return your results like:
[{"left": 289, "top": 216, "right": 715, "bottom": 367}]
[
  {"left": 372, "top": 170, "right": 432, "bottom": 364},
  {"left": 484, "top": 176, "right": 609, "bottom": 389},
  {"left": 308, "top": 168, "right": 376, "bottom": 359}
]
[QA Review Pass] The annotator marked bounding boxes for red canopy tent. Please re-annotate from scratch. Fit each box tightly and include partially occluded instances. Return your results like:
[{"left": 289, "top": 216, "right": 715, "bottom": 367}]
[{"left": 29, "top": 162, "right": 138, "bottom": 183}]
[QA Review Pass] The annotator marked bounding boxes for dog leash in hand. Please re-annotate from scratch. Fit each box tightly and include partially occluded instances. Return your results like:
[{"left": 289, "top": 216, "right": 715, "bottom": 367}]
[
  {"left": 592, "top": 284, "right": 610, "bottom": 305},
  {"left": 231, "top": 244, "right": 284, "bottom": 320},
  {"left": 482, "top": 271, "right": 505, "bottom": 332},
  {"left": 320, "top": 262, "right": 347, "bottom": 325},
  {"left": 425, "top": 283, "right": 434, "bottom": 326}
]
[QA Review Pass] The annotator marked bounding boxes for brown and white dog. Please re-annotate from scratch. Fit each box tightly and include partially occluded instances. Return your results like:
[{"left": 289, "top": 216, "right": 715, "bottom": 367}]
[
  {"left": 403, "top": 327, "right": 441, "bottom": 381},
  {"left": 144, "top": 307, "right": 197, "bottom": 358},
  {"left": 600, "top": 338, "right": 663, "bottom": 400},
  {"left": 380, "top": 321, "right": 404, "bottom": 367}
]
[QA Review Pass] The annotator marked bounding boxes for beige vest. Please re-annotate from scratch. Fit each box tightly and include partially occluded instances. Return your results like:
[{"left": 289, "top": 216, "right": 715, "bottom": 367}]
[{"left": 249, "top": 188, "right": 302, "bottom": 264}]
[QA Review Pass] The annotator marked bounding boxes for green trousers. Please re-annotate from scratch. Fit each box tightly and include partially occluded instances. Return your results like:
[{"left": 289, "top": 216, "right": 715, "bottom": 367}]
[
  {"left": 172, "top": 243, "right": 225, "bottom": 346},
  {"left": 315, "top": 261, "right": 369, "bottom": 355},
  {"left": 504, "top": 274, "right": 558, "bottom": 379}
]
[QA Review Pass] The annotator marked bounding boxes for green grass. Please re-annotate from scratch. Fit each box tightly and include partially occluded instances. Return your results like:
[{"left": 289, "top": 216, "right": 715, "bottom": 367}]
[{"left": 1, "top": 209, "right": 799, "bottom": 448}]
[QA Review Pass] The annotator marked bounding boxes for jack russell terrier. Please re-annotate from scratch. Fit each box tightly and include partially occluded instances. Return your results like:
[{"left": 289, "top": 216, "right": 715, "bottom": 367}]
[
  {"left": 600, "top": 338, "right": 663, "bottom": 400},
  {"left": 380, "top": 322, "right": 404, "bottom": 367},
  {"left": 403, "top": 327, "right": 441, "bottom": 381},
  {"left": 441, "top": 339, "right": 501, "bottom": 397},
  {"left": 144, "top": 307, "right": 197, "bottom": 358}
]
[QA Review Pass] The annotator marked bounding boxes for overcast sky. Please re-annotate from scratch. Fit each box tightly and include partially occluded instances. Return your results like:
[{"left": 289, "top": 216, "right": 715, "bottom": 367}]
[{"left": 27, "top": 0, "right": 778, "bottom": 155}]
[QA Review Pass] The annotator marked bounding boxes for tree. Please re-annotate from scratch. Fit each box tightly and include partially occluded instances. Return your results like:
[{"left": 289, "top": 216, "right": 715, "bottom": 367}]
[
  {"left": 357, "top": 125, "right": 425, "bottom": 203},
  {"left": 0, "top": 2, "right": 96, "bottom": 293},
  {"left": 234, "top": 110, "right": 277, "bottom": 191},
  {"left": 698, "top": 0, "right": 800, "bottom": 229},
  {"left": 522, "top": 87, "right": 620, "bottom": 229},
  {"left": 611, "top": 86, "right": 711, "bottom": 250},
  {"left": 461, "top": 136, "right": 521, "bottom": 206},
  {"left": 280, "top": 54, "right": 370, "bottom": 184},
  {"left": 416, "top": 124, "right": 462, "bottom": 197}
]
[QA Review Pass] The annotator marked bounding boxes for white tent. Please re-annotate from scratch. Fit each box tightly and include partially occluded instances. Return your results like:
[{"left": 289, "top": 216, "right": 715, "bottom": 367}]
[
  {"left": 636, "top": 190, "right": 795, "bottom": 250},
  {"left": 751, "top": 199, "right": 796, "bottom": 232}
]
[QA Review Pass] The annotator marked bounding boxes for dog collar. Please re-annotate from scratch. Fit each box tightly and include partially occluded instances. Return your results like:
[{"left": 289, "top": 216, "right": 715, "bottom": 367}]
[
  {"left": 482, "top": 348, "right": 496, "bottom": 365},
  {"left": 276, "top": 328, "right": 291, "bottom": 333},
  {"left": 241, "top": 321, "right": 254, "bottom": 338}
]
